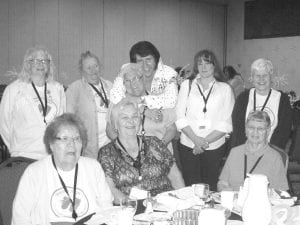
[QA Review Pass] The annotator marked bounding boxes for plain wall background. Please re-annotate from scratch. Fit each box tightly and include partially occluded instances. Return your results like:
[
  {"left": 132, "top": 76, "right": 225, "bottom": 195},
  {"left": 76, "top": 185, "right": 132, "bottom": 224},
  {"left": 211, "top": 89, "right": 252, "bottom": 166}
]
[
  {"left": 226, "top": 0, "right": 300, "bottom": 95},
  {"left": 0, "top": 0, "right": 226, "bottom": 86}
]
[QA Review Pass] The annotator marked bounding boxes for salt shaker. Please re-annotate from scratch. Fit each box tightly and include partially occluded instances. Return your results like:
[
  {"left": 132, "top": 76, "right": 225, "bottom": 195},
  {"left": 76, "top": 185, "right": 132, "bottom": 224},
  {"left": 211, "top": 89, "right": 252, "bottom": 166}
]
[{"left": 145, "top": 191, "right": 153, "bottom": 213}]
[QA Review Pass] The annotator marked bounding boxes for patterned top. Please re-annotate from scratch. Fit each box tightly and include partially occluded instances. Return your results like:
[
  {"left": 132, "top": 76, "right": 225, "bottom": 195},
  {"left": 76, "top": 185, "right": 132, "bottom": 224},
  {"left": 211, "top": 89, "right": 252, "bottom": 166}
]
[
  {"left": 110, "top": 60, "right": 178, "bottom": 109},
  {"left": 98, "top": 136, "right": 175, "bottom": 196}
]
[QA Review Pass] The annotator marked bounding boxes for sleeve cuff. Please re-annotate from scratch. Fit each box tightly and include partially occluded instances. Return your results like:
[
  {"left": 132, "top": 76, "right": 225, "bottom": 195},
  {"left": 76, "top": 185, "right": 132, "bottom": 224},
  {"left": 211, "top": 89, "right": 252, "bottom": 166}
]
[
  {"left": 175, "top": 118, "right": 189, "bottom": 130},
  {"left": 215, "top": 121, "right": 233, "bottom": 133}
]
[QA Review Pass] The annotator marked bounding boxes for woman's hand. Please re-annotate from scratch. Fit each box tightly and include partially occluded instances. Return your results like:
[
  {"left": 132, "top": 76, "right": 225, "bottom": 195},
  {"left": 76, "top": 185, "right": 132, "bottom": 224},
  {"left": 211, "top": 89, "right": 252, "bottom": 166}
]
[
  {"left": 192, "top": 136, "right": 209, "bottom": 150},
  {"left": 145, "top": 108, "right": 163, "bottom": 123},
  {"left": 192, "top": 146, "right": 204, "bottom": 155}
]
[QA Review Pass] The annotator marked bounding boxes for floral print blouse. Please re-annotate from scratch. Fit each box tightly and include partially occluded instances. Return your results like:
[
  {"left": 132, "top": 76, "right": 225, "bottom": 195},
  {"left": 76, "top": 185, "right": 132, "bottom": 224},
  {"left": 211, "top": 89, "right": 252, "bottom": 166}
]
[
  {"left": 98, "top": 136, "right": 175, "bottom": 196},
  {"left": 109, "top": 60, "right": 178, "bottom": 109}
]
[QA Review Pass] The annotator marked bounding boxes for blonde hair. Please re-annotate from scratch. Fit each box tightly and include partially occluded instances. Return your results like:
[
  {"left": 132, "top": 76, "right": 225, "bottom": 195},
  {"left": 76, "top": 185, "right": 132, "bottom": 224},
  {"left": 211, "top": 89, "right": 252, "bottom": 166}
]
[
  {"left": 19, "top": 45, "right": 55, "bottom": 82},
  {"left": 118, "top": 63, "right": 142, "bottom": 80},
  {"left": 109, "top": 98, "right": 140, "bottom": 132}
]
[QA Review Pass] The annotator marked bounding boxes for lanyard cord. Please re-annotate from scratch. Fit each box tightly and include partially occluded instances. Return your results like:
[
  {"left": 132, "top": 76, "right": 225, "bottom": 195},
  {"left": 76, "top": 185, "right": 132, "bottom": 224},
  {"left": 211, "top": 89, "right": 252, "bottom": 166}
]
[
  {"left": 89, "top": 81, "right": 109, "bottom": 108},
  {"left": 244, "top": 154, "right": 264, "bottom": 180},
  {"left": 196, "top": 81, "right": 215, "bottom": 113},
  {"left": 51, "top": 155, "right": 78, "bottom": 220},
  {"left": 141, "top": 107, "right": 147, "bottom": 136},
  {"left": 31, "top": 82, "right": 47, "bottom": 124},
  {"left": 116, "top": 136, "right": 143, "bottom": 179},
  {"left": 253, "top": 89, "right": 272, "bottom": 111}
]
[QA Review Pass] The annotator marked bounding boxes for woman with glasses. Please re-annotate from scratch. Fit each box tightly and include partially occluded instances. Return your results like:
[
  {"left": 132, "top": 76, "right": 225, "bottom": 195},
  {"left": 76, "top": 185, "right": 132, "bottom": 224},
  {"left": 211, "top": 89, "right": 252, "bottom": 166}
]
[
  {"left": 176, "top": 50, "right": 235, "bottom": 190},
  {"left": 110, "top": 41, "right": 178, "bottom": 110},
  {"left": 106, "top": 63, "right": 177, "bottom": 154},
  {"left": 66, "top": 51, "right": 112, "bottom": 159},
  {"left": 0, "top": 46, "right": 66, "bottom": 160},
  {"left": 218, "top": 111, "right": 288, "bottom": 191},
  {"left": 99, "top": 98, "right": 184, "bottom": 203},
  {"left": 231, "top": 58, "right": 292, "bottom": 150},
  {"left": 12, "top": 113, "right": 113, "bottom": 225}
]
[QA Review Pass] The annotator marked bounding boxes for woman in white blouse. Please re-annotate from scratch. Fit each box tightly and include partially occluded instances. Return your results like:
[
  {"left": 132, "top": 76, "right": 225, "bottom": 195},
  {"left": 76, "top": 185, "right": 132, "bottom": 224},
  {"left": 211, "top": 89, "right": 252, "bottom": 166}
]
[{"left": 175, "top": 50, "right": 235, "bottom": 190}]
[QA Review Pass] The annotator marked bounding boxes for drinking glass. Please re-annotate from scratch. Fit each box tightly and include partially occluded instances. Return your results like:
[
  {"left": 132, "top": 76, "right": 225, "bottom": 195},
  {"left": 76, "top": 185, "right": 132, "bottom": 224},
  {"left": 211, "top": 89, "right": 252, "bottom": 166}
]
[
  {"left": 120, "top": 198, "right": 138, "bottom": 214},
  {"left": 172, "top": 209, "right": 199, "bottom": 225},
  {"left": 118, "top": 199, "right": 137, "bottom": 225},
  {"left": 193, "top": 183, "right": 210, "bottom": 202}
]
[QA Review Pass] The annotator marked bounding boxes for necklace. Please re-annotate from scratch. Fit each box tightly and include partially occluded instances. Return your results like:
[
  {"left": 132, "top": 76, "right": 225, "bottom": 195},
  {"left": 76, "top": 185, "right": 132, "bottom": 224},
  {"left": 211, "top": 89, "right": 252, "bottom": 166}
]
[{"left": 116, "top": 136, "right": 143, "bottom": 181}]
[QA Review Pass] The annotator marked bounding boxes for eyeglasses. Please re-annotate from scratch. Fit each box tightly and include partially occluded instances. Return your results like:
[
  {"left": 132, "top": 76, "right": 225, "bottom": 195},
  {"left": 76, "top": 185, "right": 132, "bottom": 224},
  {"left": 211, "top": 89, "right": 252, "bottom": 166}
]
[
  {"left": 124, "top": 75, "right": 143, "bottom": 85},
  {"left": 55, "top": 136, "right": 82, "bottom": 144},
  {"left": 29, "top": 59, "right": 50, "bottom": 65},
  {"left": 247, "top": 126, "right": 268, "bottom": 133}
]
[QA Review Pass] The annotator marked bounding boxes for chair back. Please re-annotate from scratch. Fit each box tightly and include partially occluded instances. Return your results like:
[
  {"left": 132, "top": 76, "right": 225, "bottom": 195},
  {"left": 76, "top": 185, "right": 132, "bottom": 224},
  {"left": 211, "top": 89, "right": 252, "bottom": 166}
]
[
  {"left": 290, "top": 125, "right": 300, "bottom": 163},
  {"left": 269, "top": 144, "right": 289, "bottom": 173},
  {"left": 0, "top": 157, "right": 35, "bottom": 225}
]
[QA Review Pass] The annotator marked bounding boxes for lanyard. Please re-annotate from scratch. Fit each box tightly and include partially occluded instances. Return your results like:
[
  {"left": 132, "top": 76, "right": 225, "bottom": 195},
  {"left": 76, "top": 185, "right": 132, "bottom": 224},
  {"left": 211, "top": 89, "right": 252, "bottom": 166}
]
[
  {"left": 89, "top": 80, "right": 109, "bottom": 108},
  {"left": 244, "top": 154, "right": 264, "bottom": 180},
  {"left": 141, "top": 107, "right": 147, "bottom": 136},
  {"left": 31, "top": 82, "right": 47, "bottom": 124},
  {"left": 196, "top": 81, "right": 215, "bottom": 113},
  {"left": 253, "top": 89, "right": 272, "bottom": 111},
  {"left": 116, "top": 136, "right": 143, "bottom": 180},
  {"left": 51, "top": 155, "right": 78, "bottom": 220}
]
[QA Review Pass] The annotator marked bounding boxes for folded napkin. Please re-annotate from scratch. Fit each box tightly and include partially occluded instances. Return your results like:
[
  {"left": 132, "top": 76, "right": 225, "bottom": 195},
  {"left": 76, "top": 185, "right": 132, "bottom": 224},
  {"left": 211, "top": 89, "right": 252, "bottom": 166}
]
[{"left": 155, "top": 193, "right": 203, "bottom": 212}]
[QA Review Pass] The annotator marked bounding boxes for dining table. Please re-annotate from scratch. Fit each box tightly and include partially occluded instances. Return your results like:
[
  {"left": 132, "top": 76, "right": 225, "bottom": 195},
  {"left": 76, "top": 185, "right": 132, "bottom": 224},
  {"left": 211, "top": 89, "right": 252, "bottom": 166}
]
[{"left": 85, "top": 186, "right": 300, "bottom": 225}]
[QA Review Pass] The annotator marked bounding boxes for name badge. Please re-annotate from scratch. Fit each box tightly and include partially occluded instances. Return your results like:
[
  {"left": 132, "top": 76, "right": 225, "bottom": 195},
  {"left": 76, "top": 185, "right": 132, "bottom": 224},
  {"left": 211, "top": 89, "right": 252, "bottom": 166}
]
[
  {"left": 199, "top": 119, "right": 211, "bottom": 130},
  {"left": 129, "top": 187, "right": 148, "bottom": 200}
]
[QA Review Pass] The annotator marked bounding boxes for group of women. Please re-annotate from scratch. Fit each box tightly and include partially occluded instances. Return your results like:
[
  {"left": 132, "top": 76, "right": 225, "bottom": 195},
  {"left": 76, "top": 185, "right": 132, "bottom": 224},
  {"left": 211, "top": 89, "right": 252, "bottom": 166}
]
[{"left": 0, "top": 41, "right": 292, "bottom": 224}]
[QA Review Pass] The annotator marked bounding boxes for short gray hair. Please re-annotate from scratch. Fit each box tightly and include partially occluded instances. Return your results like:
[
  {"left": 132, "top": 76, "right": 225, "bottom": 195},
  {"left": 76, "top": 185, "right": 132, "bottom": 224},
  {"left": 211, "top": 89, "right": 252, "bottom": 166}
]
[
  {"left": 246, "top": 110, "right": 271, "bottom": 128},
  {"left": 251, "top": 58, "right": 274, "bottom": 76},
  {"left": 78, "top": 50, "right": 101, "bottom": 73},
  {"left": 43, "top": 113, "right": 88, "bottom": 154}
]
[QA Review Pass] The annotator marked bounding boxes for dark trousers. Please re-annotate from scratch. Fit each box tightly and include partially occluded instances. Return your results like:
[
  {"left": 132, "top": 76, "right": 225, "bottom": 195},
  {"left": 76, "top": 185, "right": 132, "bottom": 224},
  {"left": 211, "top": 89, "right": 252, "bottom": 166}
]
[{"left": 178, "top": 143, "right": 225, "bottom": 191}]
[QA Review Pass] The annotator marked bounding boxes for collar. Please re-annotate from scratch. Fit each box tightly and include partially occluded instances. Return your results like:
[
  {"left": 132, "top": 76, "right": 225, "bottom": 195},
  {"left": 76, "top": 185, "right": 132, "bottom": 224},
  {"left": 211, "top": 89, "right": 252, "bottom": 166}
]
[
  {"left": 152, "top": 58, "right": 165, "bottom": 79},
  {"left": 245, "top": 142, "right": 269, "bottom": 157},
  {"left": 195, "top": 76, "right": 216, "bottom": 87}
]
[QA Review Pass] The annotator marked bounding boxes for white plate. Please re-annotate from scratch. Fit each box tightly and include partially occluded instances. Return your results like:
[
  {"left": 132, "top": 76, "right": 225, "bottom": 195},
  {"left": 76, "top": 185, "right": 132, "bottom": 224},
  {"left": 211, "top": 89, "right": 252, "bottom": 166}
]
[
  {"left": 226, "top": 220, "right": 243, "bottom": 225},
  {"left": 134, "top": 212, "right": 171, "bottom": 222}
]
